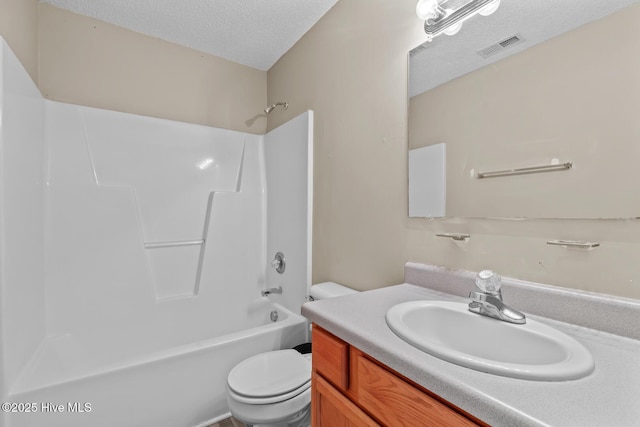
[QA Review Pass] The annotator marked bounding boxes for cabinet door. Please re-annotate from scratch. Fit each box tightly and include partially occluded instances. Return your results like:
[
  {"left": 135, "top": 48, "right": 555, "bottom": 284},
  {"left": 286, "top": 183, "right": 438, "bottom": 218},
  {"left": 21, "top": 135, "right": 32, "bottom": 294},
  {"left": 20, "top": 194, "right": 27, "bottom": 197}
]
[
  {"left": 352, "top": 351, "right": 480, "bottom": 427},
  {"left": 312, "top": 372, "right": 380, "bottom": 427},
  {"left": 312, "top": 326, "right": 350, "bottom": 391}
]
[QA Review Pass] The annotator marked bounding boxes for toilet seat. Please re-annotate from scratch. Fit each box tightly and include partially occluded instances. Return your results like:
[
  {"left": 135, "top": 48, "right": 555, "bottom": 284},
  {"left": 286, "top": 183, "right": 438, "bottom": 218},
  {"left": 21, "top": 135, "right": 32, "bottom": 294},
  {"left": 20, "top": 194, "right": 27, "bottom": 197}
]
[
  {"left": 227, "top": 380, "right": 310, "bottom": 405},
  {"left": 227, "top": 350, "right": 311, "bottom": 404}
]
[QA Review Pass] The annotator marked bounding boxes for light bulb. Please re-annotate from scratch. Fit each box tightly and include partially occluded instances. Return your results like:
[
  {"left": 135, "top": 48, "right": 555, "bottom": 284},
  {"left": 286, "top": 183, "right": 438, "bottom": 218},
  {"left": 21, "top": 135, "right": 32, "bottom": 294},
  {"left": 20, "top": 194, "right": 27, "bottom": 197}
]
[
  {"left": 443, "top": 22, "right": 462, "bottom": 36},
  {"left": 479, "top": 0, "right": 500, "bottom": 16},
  {"left": 416, "top": 0, "right": 439, "bottom": 20}
]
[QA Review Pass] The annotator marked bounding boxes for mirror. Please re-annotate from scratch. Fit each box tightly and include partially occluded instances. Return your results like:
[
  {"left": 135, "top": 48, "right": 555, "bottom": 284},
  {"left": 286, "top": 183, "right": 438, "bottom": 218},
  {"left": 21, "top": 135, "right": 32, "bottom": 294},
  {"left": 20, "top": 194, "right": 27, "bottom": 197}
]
[{"left": 408, "top": 0, "right": 640, "bottom": 218}]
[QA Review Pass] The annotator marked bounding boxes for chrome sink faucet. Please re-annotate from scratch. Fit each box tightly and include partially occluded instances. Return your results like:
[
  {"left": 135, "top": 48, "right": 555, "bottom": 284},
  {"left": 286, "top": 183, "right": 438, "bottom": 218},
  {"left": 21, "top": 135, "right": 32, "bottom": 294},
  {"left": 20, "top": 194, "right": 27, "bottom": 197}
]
[{"left": 468, "top": 270, "right": 526, "bottom": 324}]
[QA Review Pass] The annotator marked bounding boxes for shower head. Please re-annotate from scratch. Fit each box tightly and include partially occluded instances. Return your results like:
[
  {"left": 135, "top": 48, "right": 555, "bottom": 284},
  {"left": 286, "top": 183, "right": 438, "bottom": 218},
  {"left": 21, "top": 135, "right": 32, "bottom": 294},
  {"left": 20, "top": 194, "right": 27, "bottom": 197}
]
[{"left": 264, "top": 101, "right": 288, "bottom": 115}]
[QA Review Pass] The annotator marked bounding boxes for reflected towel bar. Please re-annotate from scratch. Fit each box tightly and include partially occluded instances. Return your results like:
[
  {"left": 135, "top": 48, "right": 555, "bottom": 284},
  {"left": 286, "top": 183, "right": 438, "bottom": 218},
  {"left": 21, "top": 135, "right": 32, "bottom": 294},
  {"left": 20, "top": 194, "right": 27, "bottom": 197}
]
[
  {"left": 436, "top": 233, "right": 470, "bottom": 241},
  {"left": 477, "top": 162, "right": 572, "bottom": 179},
  {"left": 145, "top": 240, "right": 205, "bottom": 249},
  {"left": 546, "top": 240, "right": 599, "bottom": 249}
]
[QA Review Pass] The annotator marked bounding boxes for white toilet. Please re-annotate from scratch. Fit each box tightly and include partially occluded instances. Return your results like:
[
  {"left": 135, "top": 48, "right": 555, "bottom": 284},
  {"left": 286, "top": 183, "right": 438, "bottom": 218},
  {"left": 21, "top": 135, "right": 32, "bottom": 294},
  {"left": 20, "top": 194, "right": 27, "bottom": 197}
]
[{"left": 226, "top": 282, "right": 358, "bottom": 427}]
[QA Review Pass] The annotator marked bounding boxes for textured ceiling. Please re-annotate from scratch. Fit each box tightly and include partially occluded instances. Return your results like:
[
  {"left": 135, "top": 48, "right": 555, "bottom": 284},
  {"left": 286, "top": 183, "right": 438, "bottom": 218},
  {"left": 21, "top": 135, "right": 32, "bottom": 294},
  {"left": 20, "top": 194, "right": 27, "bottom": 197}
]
[
  {"left": 410, "top": 0, "right": 640, "bottom": 97},
  {"left": 39, "top": 0, "right": 339, "bottom": 71}
]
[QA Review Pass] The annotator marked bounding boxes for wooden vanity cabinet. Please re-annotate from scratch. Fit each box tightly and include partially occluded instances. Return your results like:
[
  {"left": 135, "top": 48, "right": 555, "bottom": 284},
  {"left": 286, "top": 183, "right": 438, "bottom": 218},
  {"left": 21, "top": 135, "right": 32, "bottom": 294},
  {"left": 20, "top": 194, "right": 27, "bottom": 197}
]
[{"left": 311, "top": 325, "right": 486, "bottom": 427}]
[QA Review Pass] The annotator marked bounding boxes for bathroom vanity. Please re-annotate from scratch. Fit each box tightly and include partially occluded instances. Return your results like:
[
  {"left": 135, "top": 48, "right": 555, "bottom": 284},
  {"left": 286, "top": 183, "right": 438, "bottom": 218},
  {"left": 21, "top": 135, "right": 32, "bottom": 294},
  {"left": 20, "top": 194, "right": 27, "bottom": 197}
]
[
  {"left": 302, "top": 263, "right": 640, "bottom": 426},
  {"left": 311, "top": 325, "right": 484, "bottom": 426}
]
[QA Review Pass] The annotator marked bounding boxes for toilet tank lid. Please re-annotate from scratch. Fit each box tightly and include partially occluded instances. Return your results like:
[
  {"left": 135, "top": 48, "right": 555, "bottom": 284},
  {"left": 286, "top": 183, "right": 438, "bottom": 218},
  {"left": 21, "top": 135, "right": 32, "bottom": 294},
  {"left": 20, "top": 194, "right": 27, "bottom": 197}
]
[{"left": 309, "top": 282, "right": 358, "bottom": 300}]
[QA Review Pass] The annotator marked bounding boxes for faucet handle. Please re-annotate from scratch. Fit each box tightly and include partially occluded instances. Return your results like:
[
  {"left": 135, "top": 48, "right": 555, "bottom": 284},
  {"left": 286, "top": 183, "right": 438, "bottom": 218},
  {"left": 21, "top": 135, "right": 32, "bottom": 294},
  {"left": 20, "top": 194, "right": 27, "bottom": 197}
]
[
  {"left": 475, "top": 270, "right": 501, "bottom": 295},
  {"left": 271, "top": 252, "right": 286, "bottom": 274}
]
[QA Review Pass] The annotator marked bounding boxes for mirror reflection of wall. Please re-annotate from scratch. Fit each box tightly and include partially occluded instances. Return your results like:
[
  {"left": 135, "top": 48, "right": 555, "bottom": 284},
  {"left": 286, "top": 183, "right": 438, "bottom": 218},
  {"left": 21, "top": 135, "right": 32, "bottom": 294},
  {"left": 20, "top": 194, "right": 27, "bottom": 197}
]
[
  {"left": 409, "top": 143, "right": 446, "bottom": 217},
  {"left": 409, "top": 0, "right": 640, "bottom": 218}
]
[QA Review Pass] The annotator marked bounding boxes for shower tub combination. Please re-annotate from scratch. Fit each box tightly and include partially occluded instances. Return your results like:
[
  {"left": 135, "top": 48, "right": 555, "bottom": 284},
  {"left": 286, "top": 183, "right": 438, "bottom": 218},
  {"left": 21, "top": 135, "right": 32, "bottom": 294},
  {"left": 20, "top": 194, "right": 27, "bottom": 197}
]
[
  {"left": 0, "top": 38, "right": 313, "bottom": 427},
  {"left": 9, "top": 301, "right": 307, "bottom": 427}
]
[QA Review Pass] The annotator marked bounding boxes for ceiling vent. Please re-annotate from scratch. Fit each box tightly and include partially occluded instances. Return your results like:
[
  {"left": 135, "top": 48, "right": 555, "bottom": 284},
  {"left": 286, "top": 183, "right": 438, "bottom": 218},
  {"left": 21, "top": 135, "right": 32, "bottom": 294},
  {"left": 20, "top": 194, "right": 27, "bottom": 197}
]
[{"left": 477, "top": 34, "right": 524, "bottom": 59}]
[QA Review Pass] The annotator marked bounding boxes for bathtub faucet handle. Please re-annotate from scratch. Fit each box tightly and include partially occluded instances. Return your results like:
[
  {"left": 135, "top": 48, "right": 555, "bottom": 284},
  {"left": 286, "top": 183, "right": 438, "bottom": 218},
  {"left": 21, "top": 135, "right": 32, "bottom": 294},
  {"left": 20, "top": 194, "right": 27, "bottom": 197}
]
[{"left": 271, "top": 252, "right": 286, "bottom": 274}]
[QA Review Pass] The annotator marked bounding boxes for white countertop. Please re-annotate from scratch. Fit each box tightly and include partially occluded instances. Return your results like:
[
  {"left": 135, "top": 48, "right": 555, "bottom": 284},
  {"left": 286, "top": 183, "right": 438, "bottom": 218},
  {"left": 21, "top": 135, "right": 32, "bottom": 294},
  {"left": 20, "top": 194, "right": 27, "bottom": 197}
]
[{"left": 302, "top": 283, "right": 640, "bottom": 427}]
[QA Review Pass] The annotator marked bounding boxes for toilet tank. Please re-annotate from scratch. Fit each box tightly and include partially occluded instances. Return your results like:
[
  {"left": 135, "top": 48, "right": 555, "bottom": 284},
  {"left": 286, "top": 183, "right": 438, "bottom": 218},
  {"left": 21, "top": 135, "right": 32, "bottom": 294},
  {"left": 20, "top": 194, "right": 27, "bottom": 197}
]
[{"left": 308, "top": 282, "right": 358, "bottom": 300}]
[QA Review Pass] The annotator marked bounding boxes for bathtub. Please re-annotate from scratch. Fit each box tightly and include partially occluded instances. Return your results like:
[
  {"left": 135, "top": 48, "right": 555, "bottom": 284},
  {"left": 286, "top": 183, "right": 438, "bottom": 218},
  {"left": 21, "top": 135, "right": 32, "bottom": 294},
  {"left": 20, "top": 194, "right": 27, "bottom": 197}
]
[{"left": 4, "top": 300, "right": 307, "bottom": 427}]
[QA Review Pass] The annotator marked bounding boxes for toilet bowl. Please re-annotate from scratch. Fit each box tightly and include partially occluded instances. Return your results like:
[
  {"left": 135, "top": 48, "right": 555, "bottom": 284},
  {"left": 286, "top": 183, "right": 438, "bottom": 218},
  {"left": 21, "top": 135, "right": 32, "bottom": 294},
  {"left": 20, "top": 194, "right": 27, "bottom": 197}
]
[
  {"left": 227, "top": 350, "right": 312, "bottom": 427},
  {"left": 226, "top": 282, "right": 357, "bottom": 427}
]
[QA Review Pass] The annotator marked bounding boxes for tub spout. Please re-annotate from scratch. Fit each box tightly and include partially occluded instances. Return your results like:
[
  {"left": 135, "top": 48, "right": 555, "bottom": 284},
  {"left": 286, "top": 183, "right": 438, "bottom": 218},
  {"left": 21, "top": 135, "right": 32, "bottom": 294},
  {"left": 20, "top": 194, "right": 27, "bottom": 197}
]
[{"left": 261, "top": 286, "right": 282, "bottom": 297}]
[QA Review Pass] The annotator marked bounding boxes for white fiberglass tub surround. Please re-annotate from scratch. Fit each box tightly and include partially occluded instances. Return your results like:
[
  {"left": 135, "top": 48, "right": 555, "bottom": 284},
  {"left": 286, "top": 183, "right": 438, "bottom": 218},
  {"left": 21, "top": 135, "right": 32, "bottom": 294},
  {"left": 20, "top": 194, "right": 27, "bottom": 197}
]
[{"left": 0, "top": 38, "right": 313, "bottom": 427}]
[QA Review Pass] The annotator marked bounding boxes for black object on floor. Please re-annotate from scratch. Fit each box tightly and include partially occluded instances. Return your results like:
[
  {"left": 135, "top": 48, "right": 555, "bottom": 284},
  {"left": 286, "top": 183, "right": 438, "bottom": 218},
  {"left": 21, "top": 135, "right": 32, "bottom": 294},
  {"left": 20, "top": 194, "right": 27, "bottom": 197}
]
[{"left": 292, "top": 342, "right": 312, "bottom": 354}]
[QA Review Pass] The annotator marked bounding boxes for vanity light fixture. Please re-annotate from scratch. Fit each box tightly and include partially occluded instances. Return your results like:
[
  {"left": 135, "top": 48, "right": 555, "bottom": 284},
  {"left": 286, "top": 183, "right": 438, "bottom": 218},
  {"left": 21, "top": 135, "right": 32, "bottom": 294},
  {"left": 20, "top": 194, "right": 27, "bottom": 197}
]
[{"left": 416, "top": 0, "right": 501, "bottom": 41}]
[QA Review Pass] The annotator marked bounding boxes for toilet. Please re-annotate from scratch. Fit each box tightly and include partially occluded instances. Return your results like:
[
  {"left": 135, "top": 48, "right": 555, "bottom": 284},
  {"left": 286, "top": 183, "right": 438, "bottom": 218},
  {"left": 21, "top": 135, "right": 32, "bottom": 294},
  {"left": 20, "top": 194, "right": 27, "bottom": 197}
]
[{"left": 226, "top": 282, "right": 358, "bottom": 427}]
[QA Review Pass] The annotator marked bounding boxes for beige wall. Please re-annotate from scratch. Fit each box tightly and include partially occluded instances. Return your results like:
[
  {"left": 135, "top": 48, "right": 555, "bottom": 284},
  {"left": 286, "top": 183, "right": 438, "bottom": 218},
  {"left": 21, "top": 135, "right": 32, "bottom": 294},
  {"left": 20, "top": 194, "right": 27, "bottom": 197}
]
[
  {"left": 410, "top": 5, "right": 640, "bottom": 219},
  {"left": 268, "top": 0, "right": 423, "bottom": 290},
  {"left": 269, "top": 0, "right": 640, "bottom": 300},
  {"left": 0, "top": 0, "right": 39, "bottom": 81},
  {"left": 36, "top": 4, "right": 267, "bottom": 134},
  {"left": 0, "top": 2, "right": 266, "bottom": 133},
  {"left": 2, "top": 0, "right": 639, "bottom": 300}
]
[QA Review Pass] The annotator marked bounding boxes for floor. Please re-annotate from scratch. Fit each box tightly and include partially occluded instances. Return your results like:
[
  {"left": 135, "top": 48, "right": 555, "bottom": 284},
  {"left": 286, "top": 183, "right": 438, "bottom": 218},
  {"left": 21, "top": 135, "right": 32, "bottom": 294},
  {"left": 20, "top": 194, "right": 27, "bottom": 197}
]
[{"left": 207, "top": 417, "right": 246, "bottom": 427}]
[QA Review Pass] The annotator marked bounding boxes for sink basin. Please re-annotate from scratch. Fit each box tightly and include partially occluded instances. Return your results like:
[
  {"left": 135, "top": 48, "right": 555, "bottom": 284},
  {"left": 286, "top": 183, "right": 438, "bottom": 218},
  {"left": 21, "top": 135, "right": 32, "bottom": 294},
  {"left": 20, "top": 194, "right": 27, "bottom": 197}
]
[{"left": 386, "top": 300, "right": 594, "bottom": 381}]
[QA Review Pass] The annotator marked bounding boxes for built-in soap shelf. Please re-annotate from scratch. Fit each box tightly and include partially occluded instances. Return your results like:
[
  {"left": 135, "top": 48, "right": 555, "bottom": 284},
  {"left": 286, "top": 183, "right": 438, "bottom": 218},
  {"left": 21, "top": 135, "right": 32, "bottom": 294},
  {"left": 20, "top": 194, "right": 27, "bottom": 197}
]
[
  {"left": 476, "top": 161, "right": 572, "bottom": 179},
  {"left": 144, "top": 240, "right": 205, "bottom": 249}
]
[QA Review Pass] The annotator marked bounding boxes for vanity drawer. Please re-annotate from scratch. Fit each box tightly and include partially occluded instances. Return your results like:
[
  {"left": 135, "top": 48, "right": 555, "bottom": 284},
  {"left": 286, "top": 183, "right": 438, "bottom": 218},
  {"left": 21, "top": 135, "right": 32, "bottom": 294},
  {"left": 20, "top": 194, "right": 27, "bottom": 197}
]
[
  {"left": 312, "top": 326, "right": 349, "bottom": 391},
  {"left": 351, "top": 349, "right": 480, "bottom": 427}
]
